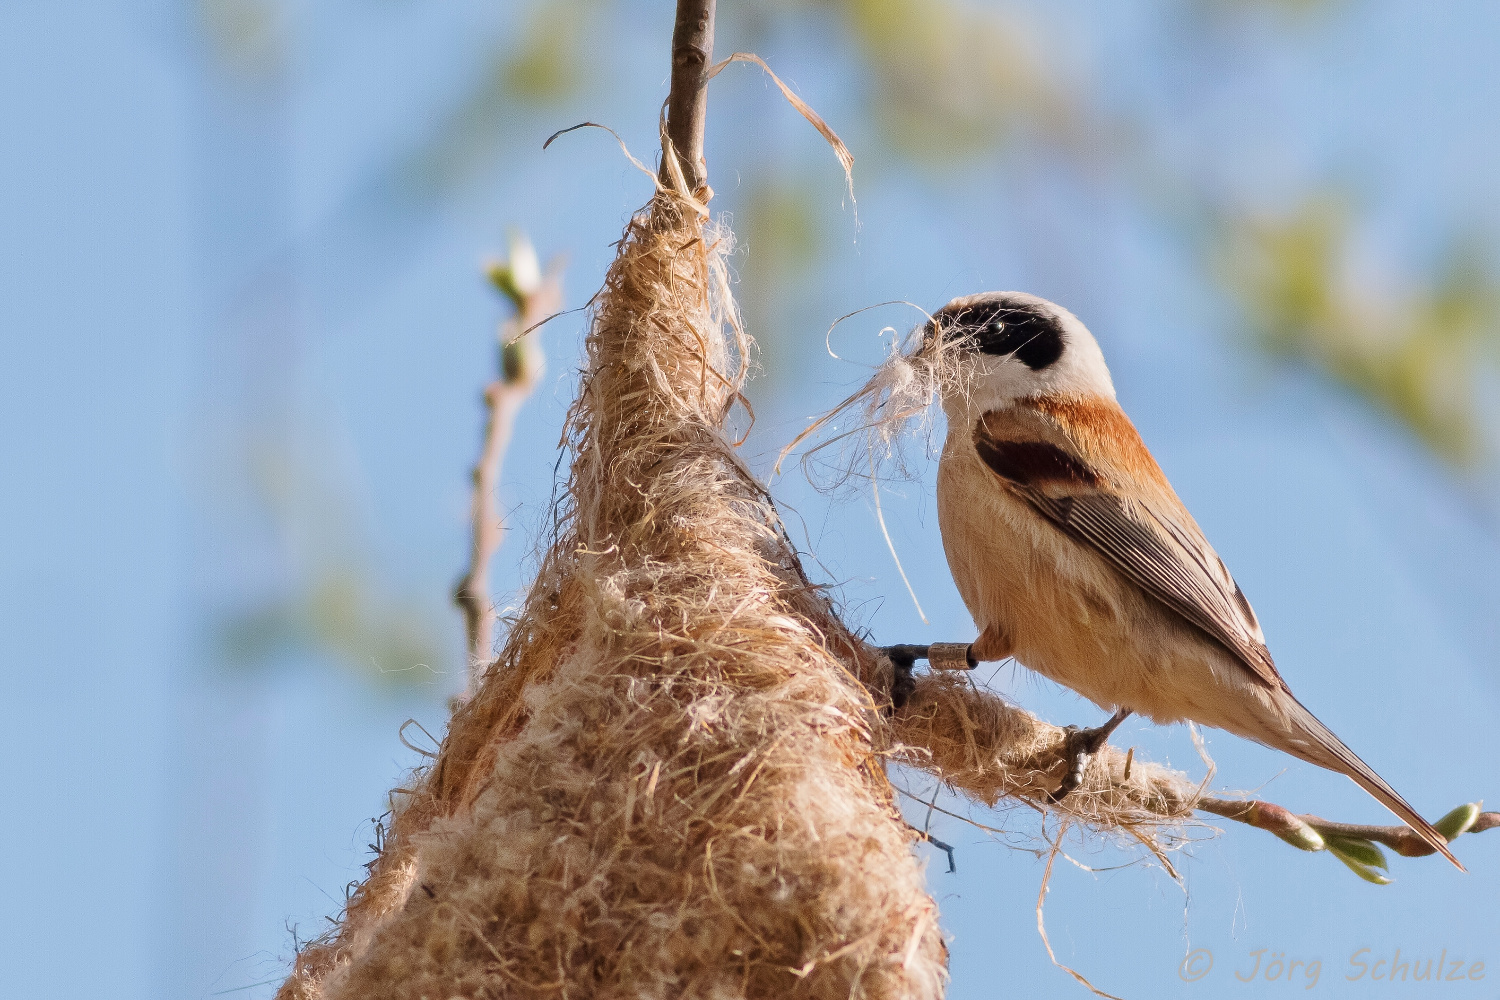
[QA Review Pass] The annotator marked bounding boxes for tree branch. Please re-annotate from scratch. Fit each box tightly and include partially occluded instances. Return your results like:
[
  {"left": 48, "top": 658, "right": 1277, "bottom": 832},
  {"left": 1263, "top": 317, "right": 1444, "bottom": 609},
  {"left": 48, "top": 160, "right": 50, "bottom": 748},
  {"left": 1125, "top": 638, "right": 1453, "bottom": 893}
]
[
  {"left": 453, "top": 235, "right": 562, "bottom": 700},
  {"left": 1199, "top": 796, "right": 1498, "bottom": 857},
  {"left": 890, "top": 670, "right": 1494, "bottom": 880},
  {"left": 660, "top": 0, "right": 716, "bottom": 196}
]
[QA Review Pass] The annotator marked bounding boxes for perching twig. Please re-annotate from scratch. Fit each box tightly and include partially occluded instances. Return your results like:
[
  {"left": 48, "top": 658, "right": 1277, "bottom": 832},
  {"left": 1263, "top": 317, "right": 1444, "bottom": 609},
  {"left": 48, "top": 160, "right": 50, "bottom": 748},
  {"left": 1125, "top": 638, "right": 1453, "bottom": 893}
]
[
  {"left": 1199, "top": 796, "right": 1498, "bottom": 857},
  {"left": 661, "top": 0, "right": 716, "bottom": 197},
  {"left": 889, "top": 670, "right": 1494, "bottom": 883},
  {"left": 453, "top": 234, "right": 562, "bottom": 701}
]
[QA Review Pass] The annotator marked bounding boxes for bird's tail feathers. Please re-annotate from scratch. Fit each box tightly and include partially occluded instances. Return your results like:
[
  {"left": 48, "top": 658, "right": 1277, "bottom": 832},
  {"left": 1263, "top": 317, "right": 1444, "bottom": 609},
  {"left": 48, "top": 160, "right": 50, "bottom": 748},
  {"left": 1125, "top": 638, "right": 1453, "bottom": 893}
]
[{"left": 1279, "top": 696, "right": 1463, "bottom": 871}]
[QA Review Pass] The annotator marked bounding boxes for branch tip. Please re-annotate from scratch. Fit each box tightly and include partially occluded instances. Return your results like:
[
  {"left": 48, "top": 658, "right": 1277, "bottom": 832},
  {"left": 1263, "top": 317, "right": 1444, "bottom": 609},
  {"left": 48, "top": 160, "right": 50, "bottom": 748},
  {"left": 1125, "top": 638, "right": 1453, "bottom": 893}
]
[
  {"left": 661, "top": 0, "right": 716, "bottom": 196},
  {"left": 454, "top": 237, "right": 563, "bottom": 701}
]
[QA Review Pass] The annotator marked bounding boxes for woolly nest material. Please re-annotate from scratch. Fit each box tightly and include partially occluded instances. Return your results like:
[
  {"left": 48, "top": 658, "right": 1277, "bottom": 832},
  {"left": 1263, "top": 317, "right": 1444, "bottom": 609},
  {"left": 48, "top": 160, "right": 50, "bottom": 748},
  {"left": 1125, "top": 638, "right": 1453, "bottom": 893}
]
[{"left": 275, "top": 189, "right": 1209, "bottom": 1000}]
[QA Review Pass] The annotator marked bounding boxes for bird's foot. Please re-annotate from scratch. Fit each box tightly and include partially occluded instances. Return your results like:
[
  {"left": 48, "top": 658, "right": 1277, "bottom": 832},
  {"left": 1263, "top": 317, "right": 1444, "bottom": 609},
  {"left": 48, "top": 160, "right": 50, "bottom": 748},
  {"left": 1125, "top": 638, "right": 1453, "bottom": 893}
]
[
  {"left": 1047, "top": 708, "right": 1132, "bottom": 804},
  {"left": 882, "top": 645, "right": 924, "bottom": 710},
  {"left": 879, "top": 643, "right": 977, "bottom": 710}
]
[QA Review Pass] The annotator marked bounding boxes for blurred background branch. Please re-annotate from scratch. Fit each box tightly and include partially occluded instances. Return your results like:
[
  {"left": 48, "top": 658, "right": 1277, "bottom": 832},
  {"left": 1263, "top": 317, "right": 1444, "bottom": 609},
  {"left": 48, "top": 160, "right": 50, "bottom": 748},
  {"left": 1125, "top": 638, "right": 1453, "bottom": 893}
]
[
  {"left": 454, "top": 232, "right": 562, "bottom": 700},
  {"left": 195, "top": 0, "right": 1499, "bottom": 494},
  {"left": 1216, "top": 194, "right": 1500, "bottom": 463}
]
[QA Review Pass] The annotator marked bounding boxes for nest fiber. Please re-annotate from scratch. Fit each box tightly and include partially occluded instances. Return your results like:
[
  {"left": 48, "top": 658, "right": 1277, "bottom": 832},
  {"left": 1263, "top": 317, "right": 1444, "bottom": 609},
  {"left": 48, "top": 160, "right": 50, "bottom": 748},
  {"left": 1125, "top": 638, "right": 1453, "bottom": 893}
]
[
  {"left": 277, "top": 193, "right": 948, "bottom": 999},
  {"left": 893, "top": 673, "right": 1200, "bottom": 830}
]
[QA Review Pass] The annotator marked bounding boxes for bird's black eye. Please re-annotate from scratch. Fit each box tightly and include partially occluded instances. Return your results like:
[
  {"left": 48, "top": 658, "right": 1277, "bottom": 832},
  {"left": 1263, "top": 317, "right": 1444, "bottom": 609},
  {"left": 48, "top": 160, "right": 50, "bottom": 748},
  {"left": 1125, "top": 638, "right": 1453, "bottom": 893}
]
[{"left": 935, "top": 301, "right": 1065, "bottom": 371}]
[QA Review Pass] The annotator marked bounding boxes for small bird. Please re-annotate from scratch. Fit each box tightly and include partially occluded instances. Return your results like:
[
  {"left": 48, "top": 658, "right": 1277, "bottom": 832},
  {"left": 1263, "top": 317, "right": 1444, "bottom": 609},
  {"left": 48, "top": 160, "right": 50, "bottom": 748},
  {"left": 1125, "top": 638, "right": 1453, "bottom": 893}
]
[{"left": 890, "top": 290, "right": 1461, "bottom": 868}]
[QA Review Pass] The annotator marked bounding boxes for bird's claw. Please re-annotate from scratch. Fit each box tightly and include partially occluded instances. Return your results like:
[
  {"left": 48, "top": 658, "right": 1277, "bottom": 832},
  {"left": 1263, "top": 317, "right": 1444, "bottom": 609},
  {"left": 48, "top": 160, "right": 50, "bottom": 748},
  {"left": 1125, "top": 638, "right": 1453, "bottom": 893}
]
[
  {"left": 879, "top": 643, "right": 978, "bottom": 711},
  {"left": 881, "top": 645, "right": 925, "bottom": 711},
  {"left": 1046, "top": 709, "right": 1131, "bottom": 804},
  {"left": 1048, "top": 726, "right": 1099, "bottom": 803}
]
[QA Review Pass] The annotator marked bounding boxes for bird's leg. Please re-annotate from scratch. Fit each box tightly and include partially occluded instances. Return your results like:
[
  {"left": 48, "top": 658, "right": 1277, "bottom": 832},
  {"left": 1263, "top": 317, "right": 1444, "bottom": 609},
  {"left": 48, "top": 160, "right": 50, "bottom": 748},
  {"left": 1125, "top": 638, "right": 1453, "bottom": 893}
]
[
  {"left": 879, "top": 643, "right": 977, "bottom": 710},
  {"left": 882, "top": 645, "right": 924, "bottom": 710},
  {"left": 1047, "top": 708, "right": 1132, "bottom": 804},
  {"left": 969, "top": 624, "right": 1012, "bottom": 663}
]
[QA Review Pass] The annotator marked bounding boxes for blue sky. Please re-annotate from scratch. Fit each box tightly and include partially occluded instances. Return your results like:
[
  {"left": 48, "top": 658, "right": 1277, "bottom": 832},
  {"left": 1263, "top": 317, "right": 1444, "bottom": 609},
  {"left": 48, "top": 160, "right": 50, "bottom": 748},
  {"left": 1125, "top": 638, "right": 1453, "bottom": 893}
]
[{"left": 3, "top": 2, "right": 1497, "bottom": 998}]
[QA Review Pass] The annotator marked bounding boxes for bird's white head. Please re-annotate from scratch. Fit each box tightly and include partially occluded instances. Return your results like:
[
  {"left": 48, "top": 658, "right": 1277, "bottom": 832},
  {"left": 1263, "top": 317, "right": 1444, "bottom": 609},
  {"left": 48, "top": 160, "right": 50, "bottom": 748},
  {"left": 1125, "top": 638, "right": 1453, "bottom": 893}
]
[{"left": 924, "top": 291, "right": 1116, "bottom": 426}]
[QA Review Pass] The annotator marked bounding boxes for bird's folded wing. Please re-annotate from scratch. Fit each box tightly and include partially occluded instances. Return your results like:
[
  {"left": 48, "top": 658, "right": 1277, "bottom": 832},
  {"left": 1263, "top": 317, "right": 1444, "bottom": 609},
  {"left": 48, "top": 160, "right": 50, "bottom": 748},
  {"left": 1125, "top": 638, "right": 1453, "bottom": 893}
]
[{"left": 973, "top": 420, "right": 1283, "bottom": 690}]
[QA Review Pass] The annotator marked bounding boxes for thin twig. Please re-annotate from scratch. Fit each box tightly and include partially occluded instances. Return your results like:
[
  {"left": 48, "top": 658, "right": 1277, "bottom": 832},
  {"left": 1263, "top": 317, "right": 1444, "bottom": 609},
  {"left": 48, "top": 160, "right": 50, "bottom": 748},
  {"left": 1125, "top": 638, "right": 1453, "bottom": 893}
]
[
  {"left": 1199, "top": 796, "right": 1499, "bottom": 857},
  {"left": 454, "top": 239, "right": 563, "bottom": 701},
  {"left": 661, "top": 0, "right": 716, "bottom": 196},
  {"left": 889, "top": 671, "right": 1494, "bottom": 872}
]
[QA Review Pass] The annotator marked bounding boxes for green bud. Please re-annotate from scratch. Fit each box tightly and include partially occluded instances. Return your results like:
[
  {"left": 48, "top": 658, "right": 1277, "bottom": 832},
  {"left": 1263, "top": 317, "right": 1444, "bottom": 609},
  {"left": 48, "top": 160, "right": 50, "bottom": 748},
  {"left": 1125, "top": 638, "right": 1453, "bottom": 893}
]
[
  {"left": 485, "top": 231, "right": 543, "bottom": 311},
  {"left": 505, "top": 231, "right": 541, "bottom": 296},
  {"left": 1433, "top": 803, "right": 1481, "bottom": 841},
  {"left": 501, "top": 338, "right": 539, "bottom": 385},
  {"left": 1328, "top": 850, "right": 1394, "bottom": 885},
  {"left": 1250, "top": 801, "right": 1324, "bottom": 851},
  {"left": 1273, "top": 820, "right": 1326, "bottom": 853},
  {"left": 486, "top": 262, "right": 527, "bottom": 310},
  {"left": 1323, "top": 835, "right": 1388, "bottom": 870}
]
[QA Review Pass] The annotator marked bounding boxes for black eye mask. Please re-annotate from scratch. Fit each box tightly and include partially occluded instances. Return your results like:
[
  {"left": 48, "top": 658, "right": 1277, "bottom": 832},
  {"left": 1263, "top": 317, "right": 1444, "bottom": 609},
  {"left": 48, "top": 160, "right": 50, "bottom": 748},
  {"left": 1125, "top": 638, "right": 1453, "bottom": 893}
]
[{"left": 934, "top": 302, "right": 1065, "bottom": 371}]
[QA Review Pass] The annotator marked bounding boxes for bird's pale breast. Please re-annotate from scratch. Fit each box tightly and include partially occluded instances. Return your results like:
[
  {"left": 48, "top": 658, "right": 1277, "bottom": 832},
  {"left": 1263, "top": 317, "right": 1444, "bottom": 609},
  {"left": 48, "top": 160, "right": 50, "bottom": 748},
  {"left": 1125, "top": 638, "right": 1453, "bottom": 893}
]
[{"left": 936, "top": 430, "right": 1279, "bottom": 732}]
